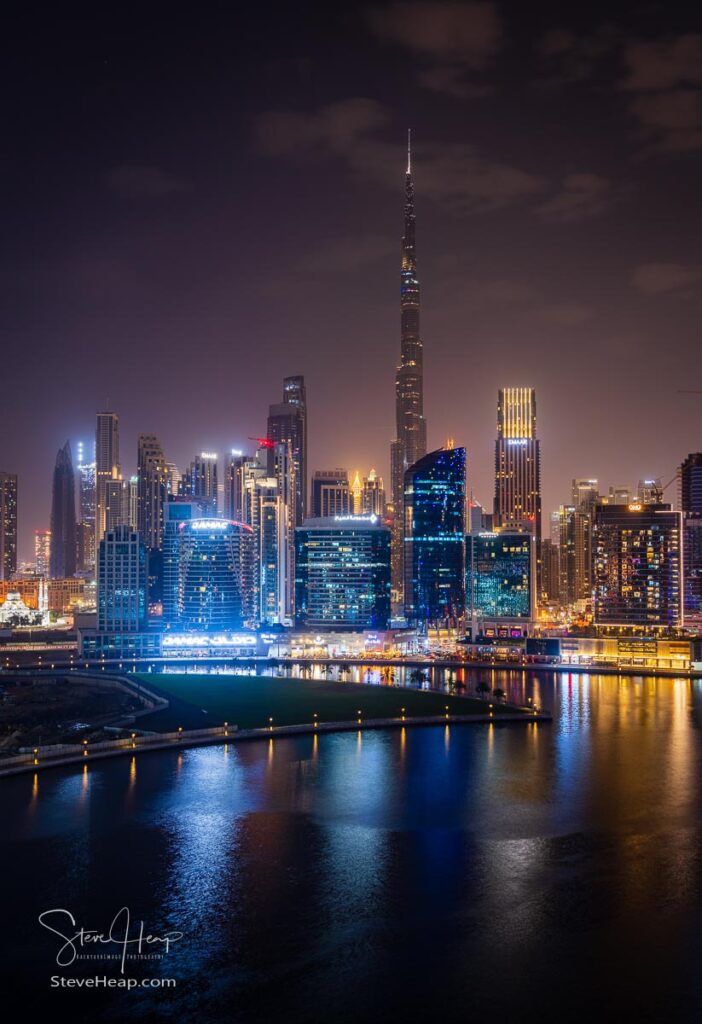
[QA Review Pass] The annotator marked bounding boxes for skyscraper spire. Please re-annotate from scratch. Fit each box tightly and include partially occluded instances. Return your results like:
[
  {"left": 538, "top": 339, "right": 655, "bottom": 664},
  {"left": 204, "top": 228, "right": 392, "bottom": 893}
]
[{"left": 390, "top": 132, "right": 427, "bottom": 603}]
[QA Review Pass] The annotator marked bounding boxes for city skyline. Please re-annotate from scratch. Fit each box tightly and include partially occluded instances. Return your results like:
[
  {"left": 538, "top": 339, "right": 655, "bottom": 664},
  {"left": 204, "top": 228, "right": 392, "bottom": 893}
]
[{"left": 3, "top": 2, "right": 702, "bottom": 562}]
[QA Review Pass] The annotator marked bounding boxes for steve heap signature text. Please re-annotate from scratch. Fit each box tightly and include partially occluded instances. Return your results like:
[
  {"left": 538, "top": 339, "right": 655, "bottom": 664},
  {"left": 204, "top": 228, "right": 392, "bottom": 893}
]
[{"left": 38, "top": 907, "right": 183, "bottom": 974}]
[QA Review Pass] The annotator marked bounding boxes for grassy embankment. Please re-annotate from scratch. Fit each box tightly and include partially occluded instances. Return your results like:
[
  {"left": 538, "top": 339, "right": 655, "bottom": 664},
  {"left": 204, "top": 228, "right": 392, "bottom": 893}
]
[{"left": 136, "top": 673, "right": 522, "bottom": 732}]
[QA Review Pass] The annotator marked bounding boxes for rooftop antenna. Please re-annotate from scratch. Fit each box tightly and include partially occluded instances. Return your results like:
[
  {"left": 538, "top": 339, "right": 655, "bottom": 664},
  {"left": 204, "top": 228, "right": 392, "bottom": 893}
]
[{"left": 407, "top": 128, "right": 411, "bottom": 174}]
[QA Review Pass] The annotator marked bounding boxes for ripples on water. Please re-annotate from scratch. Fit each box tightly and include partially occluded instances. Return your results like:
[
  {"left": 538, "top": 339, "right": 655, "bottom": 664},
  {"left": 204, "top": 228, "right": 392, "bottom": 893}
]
[{"left": 4, "top": 671, "right": 702, "bottom": 1023}]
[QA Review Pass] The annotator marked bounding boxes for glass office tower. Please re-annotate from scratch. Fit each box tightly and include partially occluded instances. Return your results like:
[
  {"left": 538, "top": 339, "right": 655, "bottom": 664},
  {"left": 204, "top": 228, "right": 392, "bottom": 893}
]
[
  {"left": 295, "top": 515, "right": 391, "bottom": 630},
  {"left": 466, "top": 531, "right": 534, "bottom": 621},
  {"left": 171, "top": 518, "right": 255, "bottom": 630},
  {"left": 97, "top": 525, "right": 147, "bottom": 632},
  {"left": 403, "top": 446, "right": 465, "bottom": 625}
]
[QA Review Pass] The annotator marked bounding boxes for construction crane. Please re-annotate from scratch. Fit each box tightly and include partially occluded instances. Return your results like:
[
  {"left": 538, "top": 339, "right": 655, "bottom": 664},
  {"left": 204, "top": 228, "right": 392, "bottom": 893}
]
[{"left": 650, "top": 474, "right": 677, "bottom": 503}]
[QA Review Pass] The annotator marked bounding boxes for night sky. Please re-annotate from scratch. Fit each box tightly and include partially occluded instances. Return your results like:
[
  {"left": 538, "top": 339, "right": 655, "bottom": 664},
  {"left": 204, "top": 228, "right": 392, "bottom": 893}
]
[{"left": 3, "top": 1, "right": 702, "bottom": 559}]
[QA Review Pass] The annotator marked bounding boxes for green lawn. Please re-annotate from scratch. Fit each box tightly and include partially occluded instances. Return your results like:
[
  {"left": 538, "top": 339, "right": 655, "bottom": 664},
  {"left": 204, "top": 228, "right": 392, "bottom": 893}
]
[{"left": 134, "top": 673, "right": 521, "bottom": 731}]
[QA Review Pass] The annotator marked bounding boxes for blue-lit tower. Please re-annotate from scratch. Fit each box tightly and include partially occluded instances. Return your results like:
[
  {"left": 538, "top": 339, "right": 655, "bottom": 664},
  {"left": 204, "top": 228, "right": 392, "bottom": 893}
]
[{"left": 404, "top": 446, "right": 465, "bottom": 626}]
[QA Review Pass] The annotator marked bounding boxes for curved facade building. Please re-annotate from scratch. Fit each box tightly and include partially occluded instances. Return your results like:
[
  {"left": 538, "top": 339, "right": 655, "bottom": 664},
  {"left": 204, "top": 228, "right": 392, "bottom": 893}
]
[{"left": 175, "top": 519, "right": 255, "bottom": 630}]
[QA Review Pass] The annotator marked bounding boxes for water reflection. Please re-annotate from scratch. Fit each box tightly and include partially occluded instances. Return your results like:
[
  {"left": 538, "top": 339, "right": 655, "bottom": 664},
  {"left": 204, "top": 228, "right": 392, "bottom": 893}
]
[{"left": 5, "top": 669, "right": 702, "bottom": 1022}]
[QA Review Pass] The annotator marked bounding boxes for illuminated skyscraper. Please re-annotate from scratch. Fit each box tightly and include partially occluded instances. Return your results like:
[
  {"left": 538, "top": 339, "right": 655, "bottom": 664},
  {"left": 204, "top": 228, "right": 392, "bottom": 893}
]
[
  {"left": 466, "top": 531, "right": 535, "bottom": 626},
  {"left": 558, "top": 504, "right": 576, "bottom": 606},
  {"left": 97, "top": 525, "right": 147, "bottom": 632},
  {"left": 224, "top": 450, "right": 247, "bottom": 522},
  {"left": 169, "top": 518, "right": 256, "bottom": 631},
  {"left": 351, "top": 472, "right": 363, "bottom": 514},
  {"left": 390, "top": 133, "right": 427, "bottom": 601},
  {"left": 679, "top": 453, "right": 702, "bottom": 620},
  {"left": 0, "top": 471, "right": 18, "bottom": 581},
  {"left": 311, "top": 470, "right": 350, "bottom": 517},
  {"left": 104, "top": 478, "right": 128, "bottom": 533},
  {"left": 95, "top": 411, "right": 120, "bottom": 547},
  {"left": 679, "top": 453, "right": 702, "bottom": 513},
  {"left": 49, "top": 441, "right": 77, "bottom": 579},
  {"left": 243, "top": 441, "right": 294, "bottom": 624},
  {"left": 572, "top": 479, "right": 599, "bottom": 603},
  {"left": 638, "top": 478, "right": 663, "bottom": 504},
  {"left": 540, "top": 538, "right": 560, "bottom": 602},
  {"left": 295, "top": 515, "right": 391, "bottom": 630},
  {"left": 180, "top": 452, "right": 219, "bottom": 516},
  {"left": 361, "top": 469, "right": 386, "bottom": 517},
  {"left": 267, "top": 375, "right": 306, "bottom": 526},
  {"left": 128, "top": 476, "right": 139, "bottom": 530},
  {"left": 404, "top": 447, "right": 465, "bottom": 625},
  {"left": 34, "top": 529, "right": 51, "bottom": 578},
  {"left": 137, "top": 434, "right": 168, "bottom": 550},
  {"left": 494, "top": 388, "right": 541, "bottom": 537},
  {"left": 77, "top": 444, "right": 96, "bottom": 572},
  {"left": 593, "top": 502, "right": 682, "bottom": 627}
]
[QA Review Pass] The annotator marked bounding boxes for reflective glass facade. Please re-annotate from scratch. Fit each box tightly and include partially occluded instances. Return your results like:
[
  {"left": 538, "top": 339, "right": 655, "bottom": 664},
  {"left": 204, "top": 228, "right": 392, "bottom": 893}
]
[
  {"left": 170, "top": 518, "right": 255, "bottom": 630},
  {"left": 295, "top": 517, "right": 391, "bottom": 630},
  {"left": 403, "top": 447, "right": 465, "bottom": 624},
  {"left": 466, "top": 531, "right": 533, "bottom": 620}
]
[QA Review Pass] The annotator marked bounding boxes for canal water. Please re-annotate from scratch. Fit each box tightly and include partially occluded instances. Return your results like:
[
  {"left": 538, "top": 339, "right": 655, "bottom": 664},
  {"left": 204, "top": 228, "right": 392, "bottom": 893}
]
[{"left": 3, "top": 669, "right": 702, "bottom": 1022}]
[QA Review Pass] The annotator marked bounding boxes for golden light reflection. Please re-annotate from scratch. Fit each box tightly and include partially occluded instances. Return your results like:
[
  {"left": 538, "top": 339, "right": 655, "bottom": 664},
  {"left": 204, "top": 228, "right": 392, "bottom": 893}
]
[{"left": 444, "top": 724, "right": 450, "bottom": 753}]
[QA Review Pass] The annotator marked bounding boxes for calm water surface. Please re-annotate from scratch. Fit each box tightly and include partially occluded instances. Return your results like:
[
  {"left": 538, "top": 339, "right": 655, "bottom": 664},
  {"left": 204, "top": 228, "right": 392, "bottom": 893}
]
[{"left": 3, "top": 670, "right": 702, "bottom": 1022}]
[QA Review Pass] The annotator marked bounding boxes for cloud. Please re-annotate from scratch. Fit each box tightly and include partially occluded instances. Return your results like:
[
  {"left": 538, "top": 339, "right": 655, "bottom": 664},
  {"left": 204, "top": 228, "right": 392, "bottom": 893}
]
[
  {"left": 417, "top": 65, "right": 493, "bottom": 99},
  {"left": 105, "top": 164, "right": 190, "bottom": 198},
  {"left": 618, "top": 34, "right": 702, "bottom": 152},
  {"left": 256, "top": 98, "right": 390, "bottom": 158},
  {"left": 536, "top": 24, "right": 619, "bottom": 86},
  {"left": 365, "top": 2, "right": 500, "bottom": 97},
  {"left": 621, "top": 34, "right": 702, "bottom": 91},
  {"left": 255, "top": 99, "right": 545, "bottom": 212},
  {"left": 537, "top": 173, "right": 613, "bottom": 223},
  {"left": 631, "top": 262, "right": 702, "bottom": 294},
  {"left": 297, "top": 233, "right": 395, "bottom": 275},
  {"left": 629, "top": 89, "right": 702, "bottom": 152},
  {"left": 366, "top": 1, "right": 500, "bottom": 65},
  {"left": 529, "top": 302, "right": 594, "bottom": 326}
]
